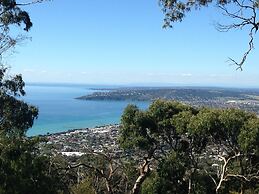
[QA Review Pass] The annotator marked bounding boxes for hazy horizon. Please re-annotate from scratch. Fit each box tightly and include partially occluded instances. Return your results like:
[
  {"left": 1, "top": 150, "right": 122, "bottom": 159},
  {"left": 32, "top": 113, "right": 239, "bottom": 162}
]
[{"left": 25, "top": 81, "right": 259, "bottom": 89}]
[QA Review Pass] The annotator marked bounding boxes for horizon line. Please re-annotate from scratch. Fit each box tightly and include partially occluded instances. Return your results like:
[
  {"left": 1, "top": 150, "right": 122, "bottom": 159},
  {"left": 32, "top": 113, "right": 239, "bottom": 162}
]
[{"left": 25, "top": 82, "right": 259, "bottom": 89}]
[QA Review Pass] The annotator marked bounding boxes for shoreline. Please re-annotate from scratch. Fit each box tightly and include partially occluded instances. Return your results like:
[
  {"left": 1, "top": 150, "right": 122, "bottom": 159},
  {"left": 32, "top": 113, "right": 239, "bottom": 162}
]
[{"left": 38, "top": 123, "right": 120, "bottom": 137}]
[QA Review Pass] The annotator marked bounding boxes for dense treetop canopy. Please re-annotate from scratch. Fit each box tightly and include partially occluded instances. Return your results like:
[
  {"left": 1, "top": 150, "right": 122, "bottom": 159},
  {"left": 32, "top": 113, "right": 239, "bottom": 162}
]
[{"left": 120, "top": 100, "right": 259, "bottom": 193}]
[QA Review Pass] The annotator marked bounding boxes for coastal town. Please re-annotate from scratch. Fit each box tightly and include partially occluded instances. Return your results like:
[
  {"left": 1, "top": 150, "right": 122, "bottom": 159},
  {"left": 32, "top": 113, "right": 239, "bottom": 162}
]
[{"left": 40, "top": 124, "right": 121, "bottom": 158}]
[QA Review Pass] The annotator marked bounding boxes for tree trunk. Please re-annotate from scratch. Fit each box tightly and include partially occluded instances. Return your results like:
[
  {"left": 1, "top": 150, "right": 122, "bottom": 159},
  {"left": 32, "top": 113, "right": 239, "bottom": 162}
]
[
  {"left": 188, "top": 178, "right": 192, "bottom": 194},
  {"left": 105, "top": 179, "right": 113, "bottom": 194},
  {"left": 131, "top": 159, "right": 150, "bottom": 194}
]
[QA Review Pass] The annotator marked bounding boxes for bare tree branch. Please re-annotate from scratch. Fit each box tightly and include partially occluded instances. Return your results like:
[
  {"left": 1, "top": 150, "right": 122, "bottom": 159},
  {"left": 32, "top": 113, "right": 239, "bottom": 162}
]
[
  {"left": 16, "top": 0, "right": 48, "bottom": 6},
  {"left": 228, "top": 27, "right": 255, "bottom": 70},
  {"left": 216, "top": 0, "right": 259, "bottom": 69},
  {"left": 226, "top": 174, "right": 259, "bottom": 181},
  {"left": 160, "top": 0, "right": 259, "bottom": 69}
]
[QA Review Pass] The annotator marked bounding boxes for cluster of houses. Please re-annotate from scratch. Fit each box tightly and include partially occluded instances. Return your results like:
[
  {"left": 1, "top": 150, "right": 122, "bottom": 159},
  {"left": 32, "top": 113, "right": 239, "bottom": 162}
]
[{"left": 41, "top": 124, "right": 121, "bottom": 157}]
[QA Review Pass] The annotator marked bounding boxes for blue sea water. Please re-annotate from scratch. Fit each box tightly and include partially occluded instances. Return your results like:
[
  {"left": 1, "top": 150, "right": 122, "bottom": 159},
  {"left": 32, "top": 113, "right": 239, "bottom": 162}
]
[{"left": 23, "top": 84, "right": 149, "bottom": 136}]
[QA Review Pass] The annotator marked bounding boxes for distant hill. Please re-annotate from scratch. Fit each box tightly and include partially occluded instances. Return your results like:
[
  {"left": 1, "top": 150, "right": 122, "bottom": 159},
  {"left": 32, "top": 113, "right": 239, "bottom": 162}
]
[
  {"left": 76, "top": 87, "right": 259, "bottom": 114},
  {"left": 76, "top": 87, "right": 259, "bottom": 101}
]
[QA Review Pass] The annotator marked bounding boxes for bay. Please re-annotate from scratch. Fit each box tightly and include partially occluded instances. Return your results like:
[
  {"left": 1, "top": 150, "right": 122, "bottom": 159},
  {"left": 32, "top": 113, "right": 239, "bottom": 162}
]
[{"left": 23, "top": 84, "right": 149, "bottom": 136}]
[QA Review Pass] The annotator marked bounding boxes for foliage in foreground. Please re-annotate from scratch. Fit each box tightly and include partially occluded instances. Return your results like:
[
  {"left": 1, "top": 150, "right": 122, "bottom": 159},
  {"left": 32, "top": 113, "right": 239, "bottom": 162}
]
[
  {"left": 0, "top": 66, "right": 71, "bottom": 194},
  {"left": 119, "top": 100, "right": 259, "bottom": 194},
  {"left": 0, "top": 138, "right": 69, "bottom": 194}
]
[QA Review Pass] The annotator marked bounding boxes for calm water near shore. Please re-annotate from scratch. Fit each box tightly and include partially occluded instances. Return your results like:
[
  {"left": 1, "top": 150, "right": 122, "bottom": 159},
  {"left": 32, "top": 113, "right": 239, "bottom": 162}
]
[{"left": 23, "top": 84, "right": 149, "bottom": 136}]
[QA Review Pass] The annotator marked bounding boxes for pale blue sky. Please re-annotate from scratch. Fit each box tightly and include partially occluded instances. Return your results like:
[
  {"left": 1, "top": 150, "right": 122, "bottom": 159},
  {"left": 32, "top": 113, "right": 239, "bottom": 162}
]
[{"left": 7, "top": 0, "right": 259, "bottom": 87}]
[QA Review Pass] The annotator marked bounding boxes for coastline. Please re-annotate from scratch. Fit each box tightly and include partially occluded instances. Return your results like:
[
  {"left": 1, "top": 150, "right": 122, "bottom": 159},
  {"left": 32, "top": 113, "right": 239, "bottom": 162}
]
[
  {"left": 39, "top": 123, "right": 120, "bottom": 137},
  {"left": 25, "top": 84, "right": 148, "bottom": 136},
  {"left": 40, "top": 124, "right": 121, "bottom": 157}
]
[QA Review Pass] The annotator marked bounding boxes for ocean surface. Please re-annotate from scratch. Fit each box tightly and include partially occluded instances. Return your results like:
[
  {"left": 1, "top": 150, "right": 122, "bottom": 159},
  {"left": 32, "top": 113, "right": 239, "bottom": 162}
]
[{"left": 23, "top": 84, "right": 149, "bottom": 136}]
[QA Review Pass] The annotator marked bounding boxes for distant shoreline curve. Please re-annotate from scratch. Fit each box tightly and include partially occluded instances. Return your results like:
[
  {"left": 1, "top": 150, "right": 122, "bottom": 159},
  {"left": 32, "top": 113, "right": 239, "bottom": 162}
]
[{"left": 36, "top": 124, "right": 120, "bottom": 137}]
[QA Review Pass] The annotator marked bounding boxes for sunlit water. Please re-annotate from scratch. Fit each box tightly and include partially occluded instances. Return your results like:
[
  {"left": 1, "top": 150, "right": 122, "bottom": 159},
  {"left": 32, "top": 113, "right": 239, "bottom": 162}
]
[{"left": 23, "top": 84, "right": 149, "bottom": 136}]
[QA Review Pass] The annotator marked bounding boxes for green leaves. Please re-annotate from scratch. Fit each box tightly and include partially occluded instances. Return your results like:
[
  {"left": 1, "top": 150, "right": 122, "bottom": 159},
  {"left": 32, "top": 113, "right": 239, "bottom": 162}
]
[
  {"left": 0, "top": 67, "right": 38, "bottom": 138},
  {"left": 154, "top": 151, "right": 189, "bottom": 194},
  {"left": 0, "top": 138, "right": 67, "bottom": 194},
  {"left": 120, "top": 100, "right": 259, "bottom": 193},
  {"left": 186, "top": 108, "right": 256, "bottom": 149},
  {"left": 0, "top": 0, "right": 32, "bottom": 31},
  {"left": 119, "top": 104, "right": 156, "bottom": 151},
  {"left": 238, "top": 118, "right": 259, "bottom": 152},
  {"left": 188, "top": 108, "right": 220, "bottom": 135},
  {"left": 119, "top": 100, "right": 197, "bottom": 152},
  {"left": 172, "top": 110, "right": 193, "bottom": 133},
  {"left": 0, "top": 66, "right": 25, "bottom": 97},
  {"left": 120, "top": 100, "right": 259, "bottom": 154},
  {"left": 160, "top": 0, "right": 234, "bottom": 28}
]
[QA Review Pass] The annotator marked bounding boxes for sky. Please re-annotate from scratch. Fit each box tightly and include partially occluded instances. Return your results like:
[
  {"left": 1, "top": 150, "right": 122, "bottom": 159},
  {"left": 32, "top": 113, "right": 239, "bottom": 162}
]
[{"left": 6, "top": 0, "right": 259, "bottom": 87}]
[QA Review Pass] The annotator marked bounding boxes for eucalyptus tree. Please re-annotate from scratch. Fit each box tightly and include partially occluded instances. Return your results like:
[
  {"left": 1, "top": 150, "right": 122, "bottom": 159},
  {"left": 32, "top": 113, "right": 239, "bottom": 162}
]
[
  {"left": 0, "top": 0, "right": 43, "bottom": 138},
  {"left": 119, "top": 100, "right": 199, "bottom": 194},
  {"left": 0, "top": 65, "right": 70, "bottom": 193},
  {"left": 0, "top": 1, "right": 71, "bottom": 193},
  {"left": 184, "top": 108, "right": 259, "bottom": 193},
  {"left": 0, "top": 66, "right": 38, "bottom": 138},
  {"left": 66, "top": 151, "right": 130, "bottom": 194},
  {"left": 119, "top": 100, "right": 259, "bottom": 194}
]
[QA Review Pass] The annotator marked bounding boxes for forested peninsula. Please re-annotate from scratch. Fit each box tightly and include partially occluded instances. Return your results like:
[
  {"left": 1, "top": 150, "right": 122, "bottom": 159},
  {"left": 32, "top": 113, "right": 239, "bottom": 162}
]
[{"left": 76, "top": 87, "right": 259, "bottom": 114}]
